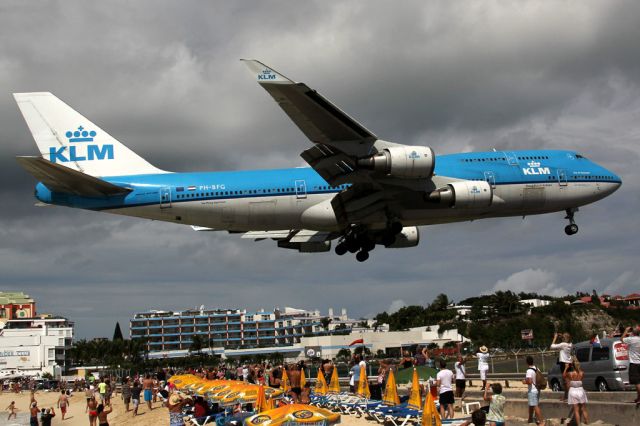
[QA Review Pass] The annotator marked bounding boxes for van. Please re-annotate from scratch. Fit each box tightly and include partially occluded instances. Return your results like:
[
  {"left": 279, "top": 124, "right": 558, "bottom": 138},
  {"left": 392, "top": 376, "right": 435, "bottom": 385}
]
[{"left": 547, "top": 337, "right": 631, "bottom": 391}]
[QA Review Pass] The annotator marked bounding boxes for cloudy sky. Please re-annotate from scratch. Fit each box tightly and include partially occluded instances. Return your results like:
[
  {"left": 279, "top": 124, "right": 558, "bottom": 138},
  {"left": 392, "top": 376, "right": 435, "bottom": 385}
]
[{"left": 1, "top": 1, "right": 639, "bottom": 339}]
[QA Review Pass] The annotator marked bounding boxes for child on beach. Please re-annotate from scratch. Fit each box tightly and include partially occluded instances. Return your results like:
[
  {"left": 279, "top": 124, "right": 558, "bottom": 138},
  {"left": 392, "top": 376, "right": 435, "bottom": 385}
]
[{"left": 6, "top": 401, "right": 18, "bottom": 420}]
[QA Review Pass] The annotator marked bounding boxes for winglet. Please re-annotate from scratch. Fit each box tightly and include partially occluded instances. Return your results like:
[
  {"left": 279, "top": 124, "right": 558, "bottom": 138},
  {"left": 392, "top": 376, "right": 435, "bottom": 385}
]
[{"left": 240, "top": 59, "right": 294, "bottom": 84}]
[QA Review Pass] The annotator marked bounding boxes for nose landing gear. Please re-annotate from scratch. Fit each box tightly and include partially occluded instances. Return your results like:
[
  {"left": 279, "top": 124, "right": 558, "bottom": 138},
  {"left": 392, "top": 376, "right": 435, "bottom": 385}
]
[{"left": 564, "top": 208, "right": 579, "bottom": 235}]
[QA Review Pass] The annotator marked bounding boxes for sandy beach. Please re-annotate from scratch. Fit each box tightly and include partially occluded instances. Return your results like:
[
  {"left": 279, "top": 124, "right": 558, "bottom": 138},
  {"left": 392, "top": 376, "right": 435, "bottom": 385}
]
[
  {"left": 0, "top": 389, "right": 168, "bottom": 426},
  {"left": 1, "top": 387, "right": 619, "bottom": 426}
]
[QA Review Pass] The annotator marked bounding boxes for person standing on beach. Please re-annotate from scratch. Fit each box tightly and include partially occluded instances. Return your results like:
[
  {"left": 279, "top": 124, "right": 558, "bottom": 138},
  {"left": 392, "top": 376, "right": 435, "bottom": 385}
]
[
  {"left": 29, "top": 401, "right": 38, "bottom": 426},
  {"left": 131, "top": 380, "right": 142, "bottom": 417},
  {"left": 96, "top": 403, "right": 112, "bottom": 426},
  {"left": 436, "top": 359, "right": 455, "bottom": 419},
  {"left": 621, "top": 326, "right": 640, "bottom": 403},
  {"left": 6, "top": 401, "right": 17, "bottom": 420},
  {"left": 121, "top": 377, "right": 132, "bottom": 412},
  {"left": 87, "top": 395, "right": 98, "bottom": 426},
  {"left": 455, "top": 354, "right": 469, "bottom": 410},
  {"left": 476, "top": 346, "right": 490, "bottom": 391},
  {"left": 97, "top": 378, "right": 107, "bottom": 404},
  {"left": 523, "top": 356, "right": 545, "bottom": 426},
  {"left": 349, "top": 354, "right": 365, "bottom": 393},
  {"left": 289, "top": 364, "right": 302, "bottom": 402},
  {"left": 483, "top": 383, "right": 506, "bottom": 426},
  {"left": 167, "top": 392, "right": 192, "bottom": 426},
  {"left": 143, "top": 374, "right": 154, "bottom": 411},
  {"left": 563, "top": 361, "right": 589, "bottom": 424},
  {"left": 57, "top": 390, "right": 69, "bottom": 420},
  {"left": 551, "top": 332, "right": 573, "bottom": 401}
]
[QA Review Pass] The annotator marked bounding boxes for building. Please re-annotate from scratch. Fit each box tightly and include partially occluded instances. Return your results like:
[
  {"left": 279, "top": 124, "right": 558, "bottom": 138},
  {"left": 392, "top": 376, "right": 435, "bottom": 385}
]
[
  {"left": 130, "top": 306, "right": 343, "bottom": 356},
  {"left": 0, "top": 292, "right": 36, "bottom": 326},
  {"left": 0, "top": 316, "right": 74, "bottom": 377},
  {"left": 130, "top": 305, "right": 467, "bottom": 360}
]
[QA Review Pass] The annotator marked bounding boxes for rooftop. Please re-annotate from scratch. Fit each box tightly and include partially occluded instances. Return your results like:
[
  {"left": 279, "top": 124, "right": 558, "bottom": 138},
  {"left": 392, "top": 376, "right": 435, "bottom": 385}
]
[{"left": 0, "top": 291, "right": 34, "bottom": 305}]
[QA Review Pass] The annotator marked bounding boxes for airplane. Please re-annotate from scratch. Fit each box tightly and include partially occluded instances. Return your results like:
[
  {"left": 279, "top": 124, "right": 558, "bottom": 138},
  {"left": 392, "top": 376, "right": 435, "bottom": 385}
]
[{"left": 14, "top": 60, "right": 622, "bottom": 262}]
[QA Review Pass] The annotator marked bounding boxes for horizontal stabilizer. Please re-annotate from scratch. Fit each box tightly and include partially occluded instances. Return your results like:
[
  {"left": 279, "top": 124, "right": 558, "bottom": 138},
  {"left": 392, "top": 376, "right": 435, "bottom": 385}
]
[{"left": 16, "top": 156, "right": 131, "bottom": 197}]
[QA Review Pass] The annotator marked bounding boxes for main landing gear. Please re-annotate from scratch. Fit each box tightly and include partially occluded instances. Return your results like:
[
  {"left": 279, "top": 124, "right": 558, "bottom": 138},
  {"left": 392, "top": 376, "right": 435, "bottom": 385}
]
[
  {"left": 334, "top": 221, "right": 403, "bottom": 262},
  {"left": 564, "top": 208, "right": 579, "bottom": 235}
]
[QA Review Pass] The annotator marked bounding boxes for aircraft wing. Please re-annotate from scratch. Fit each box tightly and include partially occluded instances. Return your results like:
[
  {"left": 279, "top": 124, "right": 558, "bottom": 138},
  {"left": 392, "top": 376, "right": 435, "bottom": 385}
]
[
  {"left": 242, "top": 60, "right": 421, "bottom": 227},
  {"left": 241, "top": 60, "right": 377, "bottom": 154}
]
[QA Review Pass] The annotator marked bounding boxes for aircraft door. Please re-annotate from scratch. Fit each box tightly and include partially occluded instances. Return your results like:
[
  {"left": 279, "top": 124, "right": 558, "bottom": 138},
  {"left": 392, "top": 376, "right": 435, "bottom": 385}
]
[
  {"left": 295, "top": 180, "right": 307, "bottom": 199},
  {"left": 484, "top": 171, "right": 496, "bottom": 189},
  {"left": 160, "top": 186, "right": 171, "bottom": 209},
  {"left": 504, "top": 152, "right": 519, "bottom": 166},
  {"left": 557, "top": 169, "right": 568, "bottom": 187}
]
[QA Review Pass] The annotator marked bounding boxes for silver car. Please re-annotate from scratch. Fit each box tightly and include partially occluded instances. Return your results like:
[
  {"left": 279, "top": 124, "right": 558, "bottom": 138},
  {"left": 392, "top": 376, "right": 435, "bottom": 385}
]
[{"left": 547, "top": 337, "right": 632, "bottom": 391}]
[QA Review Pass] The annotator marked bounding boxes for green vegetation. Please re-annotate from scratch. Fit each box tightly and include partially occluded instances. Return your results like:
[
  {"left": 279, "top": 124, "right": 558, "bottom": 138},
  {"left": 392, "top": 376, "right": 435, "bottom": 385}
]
[{"left": 373, "top": 291, "right": 640, "bottom": 350}]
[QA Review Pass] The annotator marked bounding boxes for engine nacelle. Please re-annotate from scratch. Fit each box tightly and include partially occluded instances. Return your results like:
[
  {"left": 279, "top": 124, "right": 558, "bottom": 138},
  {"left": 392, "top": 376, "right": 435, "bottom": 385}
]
[
  {"left": 358, "top": 146, "right": 435, "bottom": 179},
  {"left": 387, "top": 226, "right": 420, "bottom": 248},
  {"left": 427, "top": 180, "right": 493, "bottom": 208}
]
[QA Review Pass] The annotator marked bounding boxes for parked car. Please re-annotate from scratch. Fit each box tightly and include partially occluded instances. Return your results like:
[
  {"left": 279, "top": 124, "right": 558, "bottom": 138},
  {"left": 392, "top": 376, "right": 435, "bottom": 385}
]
[{"left": 547, "top": 337, "right": 631, "bottom": 392}]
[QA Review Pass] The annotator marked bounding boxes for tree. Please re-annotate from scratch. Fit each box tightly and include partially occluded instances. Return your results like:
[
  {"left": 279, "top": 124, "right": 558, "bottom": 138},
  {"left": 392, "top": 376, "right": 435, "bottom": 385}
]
[
  {"left": 189, "top": 334, "right": 203, "bottom": 355},
  {"left": 113, "top": 322, "right": 124, "bottom": 341},
  {"left": 320, "top": 317, "right": 332, "bottom": 330},
  {"left": 336, "top": 348, "right": 351, "bottom": 360}
]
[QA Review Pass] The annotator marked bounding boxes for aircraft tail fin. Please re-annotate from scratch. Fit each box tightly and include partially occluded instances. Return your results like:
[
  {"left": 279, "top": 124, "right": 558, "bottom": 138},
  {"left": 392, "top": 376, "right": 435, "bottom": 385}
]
[
  {"left": 14, "top": 92, "right": 165, "bottom": 177},
  {"left": 16, "top": 156, "right": 132, "bottom": 197}
]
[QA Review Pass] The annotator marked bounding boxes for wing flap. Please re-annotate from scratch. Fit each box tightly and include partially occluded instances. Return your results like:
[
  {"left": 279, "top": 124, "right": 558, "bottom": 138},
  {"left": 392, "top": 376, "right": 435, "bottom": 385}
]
[{"left": 16, "top": 156, "right": 131, "bottom": 197}]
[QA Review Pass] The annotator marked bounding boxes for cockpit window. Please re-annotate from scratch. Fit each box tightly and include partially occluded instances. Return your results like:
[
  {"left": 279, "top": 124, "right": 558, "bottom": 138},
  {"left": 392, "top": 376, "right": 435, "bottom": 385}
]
[{"left": 575, "top": 154, "right": 584, "bottom": 159}]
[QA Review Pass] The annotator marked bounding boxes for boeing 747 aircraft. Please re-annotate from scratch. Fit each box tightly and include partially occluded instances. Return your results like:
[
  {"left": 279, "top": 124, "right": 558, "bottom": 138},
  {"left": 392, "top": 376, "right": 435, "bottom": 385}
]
[{"left": 15, "top": 60, "right": 621, "bottom": 261}]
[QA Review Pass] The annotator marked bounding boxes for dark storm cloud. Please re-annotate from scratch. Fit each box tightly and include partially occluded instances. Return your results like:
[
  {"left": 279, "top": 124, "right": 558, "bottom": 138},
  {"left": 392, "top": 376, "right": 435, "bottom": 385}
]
[{"left": 1, "top": 1, "right": 639, "bottom": 338}]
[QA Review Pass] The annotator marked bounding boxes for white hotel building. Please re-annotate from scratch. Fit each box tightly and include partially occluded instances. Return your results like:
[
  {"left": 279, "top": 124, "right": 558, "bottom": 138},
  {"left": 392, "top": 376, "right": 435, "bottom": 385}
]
[{"left": 0, "top": 317, "right": 74, "bottom": 377}]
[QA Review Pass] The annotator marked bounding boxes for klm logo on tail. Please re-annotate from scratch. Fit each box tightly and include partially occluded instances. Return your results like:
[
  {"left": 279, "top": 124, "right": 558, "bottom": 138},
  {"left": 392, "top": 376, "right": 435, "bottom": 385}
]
[{"left": 49, "top": 126, "right": 114, "bottom": 163}]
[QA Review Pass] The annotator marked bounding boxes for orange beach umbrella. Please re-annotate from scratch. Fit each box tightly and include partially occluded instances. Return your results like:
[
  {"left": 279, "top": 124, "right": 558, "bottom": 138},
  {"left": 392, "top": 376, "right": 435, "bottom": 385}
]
[
  {"left": 245, "top": 403, "right": 341, "bottom": 426},
  {"left": 382, "top": 369, "right": 400, "bottom": 406},
  {"left": 315, "top": 368, "right": 328, "bottom": 396}
]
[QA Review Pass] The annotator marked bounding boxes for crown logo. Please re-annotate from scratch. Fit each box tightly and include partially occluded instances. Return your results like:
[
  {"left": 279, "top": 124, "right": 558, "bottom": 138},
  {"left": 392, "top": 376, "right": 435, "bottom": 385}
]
[
  {"left": 408, "top": 150, "right": 421, "bottom": 159},
  {"left": 65, "top": 126, "right": 96, "bottom": 143},
  {"left": 527, "top": 160, "right": 541, "bottom": 167}
]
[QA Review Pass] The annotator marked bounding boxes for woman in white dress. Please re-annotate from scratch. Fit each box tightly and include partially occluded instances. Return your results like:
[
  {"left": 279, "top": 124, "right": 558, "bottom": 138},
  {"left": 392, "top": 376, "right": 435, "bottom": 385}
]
[{"left": 563, "top": 360, "right": 589, "bottom": 425}]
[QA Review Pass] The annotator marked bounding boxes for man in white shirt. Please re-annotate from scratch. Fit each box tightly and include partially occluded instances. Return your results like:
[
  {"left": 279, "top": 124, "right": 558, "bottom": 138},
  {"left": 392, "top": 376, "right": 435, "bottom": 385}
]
[
  {"left": 522, "top": 356, "right": 544, "bottom": 425},
  {"left": 550, "top": 332, "right": 573, "bottom": 401},
  {"left": 622, "top": 326, "right": 640, "bottom": 403},
  {"left": 476, "top": 346, "right": 490, "bottom": 391},
  {"left": 436, "top": 359, "right": 455, "bottom": 419}
]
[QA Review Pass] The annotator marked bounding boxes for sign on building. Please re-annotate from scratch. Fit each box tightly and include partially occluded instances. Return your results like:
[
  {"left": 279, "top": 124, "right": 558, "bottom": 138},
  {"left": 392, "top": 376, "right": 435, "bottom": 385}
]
[
  {"left": 304, "top": 346, "right": 322, "bottom": 359},
  {"left": 521, "top": 329, "right": 534, "bottom": 340}
]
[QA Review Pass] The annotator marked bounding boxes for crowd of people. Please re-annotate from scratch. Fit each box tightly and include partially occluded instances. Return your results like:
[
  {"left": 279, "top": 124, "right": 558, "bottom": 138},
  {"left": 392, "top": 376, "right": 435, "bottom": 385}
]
[{"left": 3, "top": 325, "right": 640, "bottom": 425}]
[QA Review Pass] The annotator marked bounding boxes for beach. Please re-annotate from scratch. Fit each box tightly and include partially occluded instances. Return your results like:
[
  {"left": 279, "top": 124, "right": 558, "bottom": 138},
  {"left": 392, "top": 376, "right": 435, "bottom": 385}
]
[
  {"left": 0, "top": 389, "right": 167, "bottom": 426},
  {"left": 1, "top": 387, "right": 620, "bottom": 426}
]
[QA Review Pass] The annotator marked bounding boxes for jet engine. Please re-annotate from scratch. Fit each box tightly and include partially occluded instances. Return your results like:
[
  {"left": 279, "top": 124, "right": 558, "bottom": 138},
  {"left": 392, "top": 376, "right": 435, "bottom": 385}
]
[
  {"left": 427, "top": 180, "right": 493, "bottom": 208},
  {"left": 358, "top": 146, "right": 435, "bottom": 179},
  {"left": 386, "top": 226, "right": 420, "bottom": 248}
]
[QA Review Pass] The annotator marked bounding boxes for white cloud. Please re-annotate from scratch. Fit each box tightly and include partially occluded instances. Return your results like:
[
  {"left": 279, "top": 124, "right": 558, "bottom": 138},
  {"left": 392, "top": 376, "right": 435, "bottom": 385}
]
[
  {"left": 388, "top": 300, "right": 407, "bottom": 314},
  {"left": 603, "top": 271, "right": 636, "bottom": 295},
  {"left": 491, "top": 268, "right": 569, "bottom": 297}
]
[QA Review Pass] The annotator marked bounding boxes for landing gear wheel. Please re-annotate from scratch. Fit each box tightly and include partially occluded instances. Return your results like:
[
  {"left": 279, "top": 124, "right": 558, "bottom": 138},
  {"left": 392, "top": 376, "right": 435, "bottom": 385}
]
[
  {"left": 381, "top": 233, "right": 396, "bottom": 247},
  {"left": 390, "top": 221, "right": 403, "bottom": 234},
  {"left": 359, "top": 237, "right": 375, "bottom": 252},
  {"left": 335, "top": 243, "right": 348, "bottom": 256},
  {"left": 564, "top": 224, "right": 579, "bottom": 235},
  {"left": 344, "top": 236, "right": 360, "bottom": 253},
  {"left": 564, "top": 208, "right": 579, "bottom": 236},
  {"left": 356, "top": 250, "right": 370, "bottom": 262}
]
